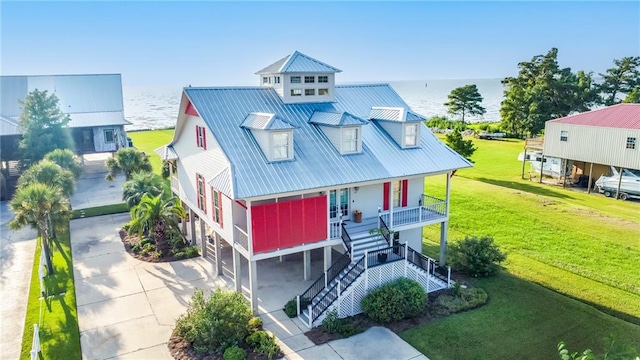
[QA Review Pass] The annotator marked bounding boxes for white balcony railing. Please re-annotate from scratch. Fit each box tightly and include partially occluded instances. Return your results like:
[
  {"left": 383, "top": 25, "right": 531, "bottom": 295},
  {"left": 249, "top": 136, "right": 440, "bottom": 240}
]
[
  {"left": 234, "top": 225, "right": 249, "bottom": 252},
  {"left": 329, "top": 220, "right": 341, "bottom": 239},
  {"left": 170, "top": 175, "right": 179, "bottom": 192},
  {"left": 381, "top": 195, "right": 447, "bottom": 228}
]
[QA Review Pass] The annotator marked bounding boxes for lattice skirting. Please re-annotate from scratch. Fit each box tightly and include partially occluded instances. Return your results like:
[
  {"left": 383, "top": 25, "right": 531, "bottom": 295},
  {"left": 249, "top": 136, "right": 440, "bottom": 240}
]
[{"left": 312, "top": 260, "right": 448, "bottom": 327}]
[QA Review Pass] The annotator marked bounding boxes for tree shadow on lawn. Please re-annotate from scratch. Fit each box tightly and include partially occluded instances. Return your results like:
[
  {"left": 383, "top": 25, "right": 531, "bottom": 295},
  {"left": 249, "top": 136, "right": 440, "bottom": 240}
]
[{"left": 474, "top": 177, "right": 575, "bottom": 200}]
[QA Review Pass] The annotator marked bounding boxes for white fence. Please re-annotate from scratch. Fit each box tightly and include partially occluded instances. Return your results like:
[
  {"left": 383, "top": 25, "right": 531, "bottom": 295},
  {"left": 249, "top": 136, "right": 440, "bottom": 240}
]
[{"left": 30, "top": 324, "right": 40, "bottom": 360}]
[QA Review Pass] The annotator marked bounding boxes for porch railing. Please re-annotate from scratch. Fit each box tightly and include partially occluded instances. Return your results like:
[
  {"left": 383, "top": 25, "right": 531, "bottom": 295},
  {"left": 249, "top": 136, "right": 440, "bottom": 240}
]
[
  {"left": 170, "top": 175, "right": 179, "bottom": 192},
  {"left": 329, "top": 220, "right": 341, "bottom": 239},
  {"left": 421, "top": 194, "right": 447, "bottom": 216},
  {"left": 366, "top": 244, "right": 406, "bottom": 268},
  {"left": 298, "top": 251, "right": 351, "bottom": 315},
  {"left": 406, "top": 247, "right": 451, "bottom": 286},
  {"left": 234, "top": 225, "right": 249, "bottom": 252},
  {"left": 380, "top": 195, "right": 446, "bottom": 228},
  {"left": 379, "top": 216, "right": 391, "bottom": 246},
  {"left": 341, "top": 222, "right": 353, "bottom": 252}
]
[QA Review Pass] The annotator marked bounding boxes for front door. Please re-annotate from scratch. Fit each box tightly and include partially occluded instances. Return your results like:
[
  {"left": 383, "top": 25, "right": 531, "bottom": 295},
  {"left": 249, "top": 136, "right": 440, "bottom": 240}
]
[{"left": 329, "top": 188, "right": 349, "bottom": 220}]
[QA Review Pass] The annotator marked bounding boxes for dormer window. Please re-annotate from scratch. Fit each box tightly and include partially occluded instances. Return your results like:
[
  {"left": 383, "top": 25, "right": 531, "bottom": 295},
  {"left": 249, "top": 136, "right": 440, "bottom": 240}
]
[
  {"left": 263, "top": 77, "right": 269, "bottom": 84},
  {"left": 241, "top": 112, "right": 297, "bottom": 162},
  {"left": 404, "top": 123, "right": 419, "bottom": 147},
  {"left": 291, "top": 76, "right": 301, "bottom": 84},
  {"left": 272, "top": 132, "right": 291, "bottom": 160},
  {"left": 342, "top": 127, "right": 360, "bottom": 153}
]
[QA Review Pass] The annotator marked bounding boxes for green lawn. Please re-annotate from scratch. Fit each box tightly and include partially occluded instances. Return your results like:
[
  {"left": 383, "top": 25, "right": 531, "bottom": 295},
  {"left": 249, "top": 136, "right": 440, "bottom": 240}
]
[
  {"left": 401, "top": 272, "right": 640, "bottom": 360},
  {"left": 128, "top": 129, "right": 174, "bottom": 174},
  {"left": 72, "top": 203, "right": 129, "bottom": 219},
  {"left": 20, "top": 226, "right": 81, "bottom": 359},
  {"left": 406, "top": 136, "right": 640, "bottom": 358}
]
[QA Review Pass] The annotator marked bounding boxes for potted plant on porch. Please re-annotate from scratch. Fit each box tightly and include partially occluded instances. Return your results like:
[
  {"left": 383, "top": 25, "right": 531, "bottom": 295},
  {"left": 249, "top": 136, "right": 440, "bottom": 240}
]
[{"left": 353, "top": 210, "right": 363, "bottom": 223}]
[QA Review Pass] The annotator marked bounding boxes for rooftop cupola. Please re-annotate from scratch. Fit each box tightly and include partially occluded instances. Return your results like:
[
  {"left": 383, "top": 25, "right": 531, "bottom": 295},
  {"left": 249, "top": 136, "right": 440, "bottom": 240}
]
[{"left": 255, "top": 51, "right": 341, "bottom": 104}]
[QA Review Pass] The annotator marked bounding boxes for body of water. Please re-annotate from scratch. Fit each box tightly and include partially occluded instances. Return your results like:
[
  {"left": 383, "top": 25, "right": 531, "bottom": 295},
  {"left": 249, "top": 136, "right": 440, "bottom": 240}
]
[{"left": 123, "top": 78, "right": 504, "bottom": 131}]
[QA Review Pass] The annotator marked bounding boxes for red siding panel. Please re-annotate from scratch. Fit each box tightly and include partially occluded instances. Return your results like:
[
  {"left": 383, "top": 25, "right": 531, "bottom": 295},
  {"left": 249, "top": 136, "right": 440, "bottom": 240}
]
[
  {"left": 202, "top": 127, "right": 207, "bottom": 150},
  {"left": 186, "top": 101, "right": 199, "bottom": 117},
  {"left": 251, "top": 196, "right": 328, "bottom": 254},
  {"left": 401, "top": 179, "right": 408, "bottom": 207},
  {"left": 218, "top": 191, "right": 223, "bottom": 228},
  {"left": 383, "top": 182, "right": 390, "bottom": 210}
]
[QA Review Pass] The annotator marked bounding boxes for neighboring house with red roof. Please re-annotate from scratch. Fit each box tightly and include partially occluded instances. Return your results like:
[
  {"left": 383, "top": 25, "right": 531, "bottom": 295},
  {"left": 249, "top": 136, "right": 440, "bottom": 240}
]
[{"left": 542, "top": 103, "right": 640, "bottom": 187}]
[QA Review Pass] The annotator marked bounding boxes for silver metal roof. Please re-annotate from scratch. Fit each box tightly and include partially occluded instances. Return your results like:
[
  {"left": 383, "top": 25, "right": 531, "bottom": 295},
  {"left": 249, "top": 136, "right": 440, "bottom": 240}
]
[
  {"left": 208, "top": 167, "right": 232, "bottom": 197},
  {"left": 182, "top": 84, "right": 471, "bottom": 199},
  {"left": 154, "top": 145, "right": 178, "bottom": 160},
  {"left": 0, "top": 116, "right": 20, "bottom": 135},
  {"left": 309, "top": 111, "right": 369, "bottom": 127},
  {"left": 370, "top": 106, "right": 422, "bottom": 122},
  {"left": 255, "top": 51, "right": 342, "bottom": 74},
  {"left": 240, "top": 112, "right": 296, "bottom": 130},
  {"left": 0, "top": 74, "right": 127, "bottom": 133}
]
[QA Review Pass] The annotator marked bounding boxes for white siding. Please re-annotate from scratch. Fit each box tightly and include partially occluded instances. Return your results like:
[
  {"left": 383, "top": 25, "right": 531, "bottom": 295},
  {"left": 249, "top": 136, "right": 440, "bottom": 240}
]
[
  {"left": 378, "top": 121, "right": 404, "bottom": 147},
  {"left": 250, "top": 129, "right": 294, "bottom": 162},
  {"left": 209, "top": 193, "right": 234, "bottom": 241},
  {"left": 544, "top": 123, "right": 640, "bottom": 170},
  {"left": 319, "top": 125, "right": 342, "bottom": 153},
  {"left": 399, "top": 227, "right": 422, "bottom": 252},
  {"left": 350, "top": 183, "right": 384, "bottom": 219}
]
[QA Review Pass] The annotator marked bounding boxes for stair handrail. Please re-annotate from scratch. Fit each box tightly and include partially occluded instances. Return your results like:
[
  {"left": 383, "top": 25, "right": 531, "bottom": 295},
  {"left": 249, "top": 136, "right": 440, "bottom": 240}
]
[
  {"left": 298, "top": 251, "right": 351, "bottom": 312},
  {"left": 340, "top": 222, "right": 353, "bottom": 251},
  {"left": 378, "top": 216, "right": 391, "bottom": 245},
  {"left": 311, "top": 256, "right": 366, "bottom": 323}
]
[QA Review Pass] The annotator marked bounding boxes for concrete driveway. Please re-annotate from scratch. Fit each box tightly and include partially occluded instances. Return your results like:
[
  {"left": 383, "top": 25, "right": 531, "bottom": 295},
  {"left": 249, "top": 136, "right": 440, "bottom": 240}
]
[{"left": 71, "top": 213, "right": 233, "bottom": 359}]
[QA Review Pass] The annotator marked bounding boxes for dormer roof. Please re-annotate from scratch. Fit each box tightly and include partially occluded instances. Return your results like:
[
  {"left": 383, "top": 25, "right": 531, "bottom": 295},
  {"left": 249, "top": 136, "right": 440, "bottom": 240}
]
[
  {"left": 370, "top": 107, "right": 425, "bottom": 122},
  {"left": 309, "top": 111, "right": 368, "bottom": 127},
  {"left": 241, "top": 112, "right": 296, "bottom": 130},
  {"left": 255, "top": 51, "right": 342, "bottom": 74}
]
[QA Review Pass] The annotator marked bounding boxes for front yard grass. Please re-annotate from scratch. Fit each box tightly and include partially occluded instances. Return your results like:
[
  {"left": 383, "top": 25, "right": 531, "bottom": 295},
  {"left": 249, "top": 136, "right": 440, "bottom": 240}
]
[
  {"left": 127, "top": 129, "right": 174, "bottom": 174},
  {"left": 401, "top": 272, "right": 640, "bottom": 360},
  {"left": 71, "top": 203, "right": 128, "bottom": 219},
  {"left": 20, "top": 225, "right": 81, "bottom": 359}
]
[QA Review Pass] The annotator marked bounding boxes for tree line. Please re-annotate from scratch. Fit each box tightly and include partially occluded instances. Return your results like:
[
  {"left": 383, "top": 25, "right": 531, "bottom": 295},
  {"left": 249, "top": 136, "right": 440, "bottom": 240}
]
[{"left": 440, "top": 49, "right": 640, "bottom": 137}]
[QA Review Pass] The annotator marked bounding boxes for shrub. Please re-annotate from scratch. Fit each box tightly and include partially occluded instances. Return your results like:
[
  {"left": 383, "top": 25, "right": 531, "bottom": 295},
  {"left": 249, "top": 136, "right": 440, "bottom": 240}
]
[
  {"left": 449, "top": 236, "right": 506, "bottom": 277},
  {"left": 283, "top": 298, "right": 298, "bottom": 318},
  {"left": 248, "top": 317, "right": 263, "bottom": 331},
  {"left": 246, "top": 330, "right": 280, "bottom": 359},
  {"left": 321, "top": 310, "right": 363, "bottom": 338},
  {"left": 140, "top": 242, "right": 156, "bottom": 256},
  {"left": 175, "top": 289, "right": 253, "bottom": 354},
  {"left": 361, "top": 278, "right": 427, "bottom": 324},
  {"left": 223, "top": 345, "right": 247, "bottom": 360},
  {"left": 436, "top": 287, "right": 488, "bottom": 313},
  {"left": 184, "top": 246, "right": 199, "bottom": 258},
  {"left": 167, "top": 229, "right": 186, "bottom": 250}
]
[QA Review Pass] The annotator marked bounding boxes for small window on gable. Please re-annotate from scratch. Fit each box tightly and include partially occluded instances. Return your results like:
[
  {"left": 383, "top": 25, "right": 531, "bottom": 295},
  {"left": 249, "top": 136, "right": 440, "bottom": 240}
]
[
  {"left": 342, "top": 127, "right": 360, "bottom": 154},
  {"left": 404, "top": 123, "right": 419, "bottom": 147},
  {"left": 318, "top": 88, "right": 329, "bottom": 96},
  {"left": 272, "top": 132, "right": 291, "bottom": 160},
  {"left": 290, "top": 76, "right": 301, "bottom": 84},
  {"left": 274, "top": 76, "right": 281, "bottom": 84},
  {"left": 318, "top": 76, "right": 328, "bottom": 83},
  {"left": 560, "top": 130, "right": 568, "bottom": 142},
  {"left": 305, "top": 76, "right": 315, "bottom": 83},
  {"left": 196, "top": 125, "right": 207, "bottom": 149},
  {"left": 627, "top": 137, "right": 637, "bottom": 149},
  {"left": 196, "top": 173, "right": 207, "bottom": 213},
  {"left": 291, "top": 89, "right": 302, "bottom": 97},
  {"left": 262, "top": 77, "right": 269, "bottom": 84},
  {"left": 104, "top": 129, "right": 115, "bottom": 143},
  {"left": 305, "top": 89, "right": 315, "bottom": 96}
]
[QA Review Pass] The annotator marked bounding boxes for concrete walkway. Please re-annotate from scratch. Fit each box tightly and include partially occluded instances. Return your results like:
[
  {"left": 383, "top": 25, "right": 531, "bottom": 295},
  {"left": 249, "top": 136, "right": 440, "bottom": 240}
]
[{"left": 0, "top": 201, "right": 37, "bottom": 360}]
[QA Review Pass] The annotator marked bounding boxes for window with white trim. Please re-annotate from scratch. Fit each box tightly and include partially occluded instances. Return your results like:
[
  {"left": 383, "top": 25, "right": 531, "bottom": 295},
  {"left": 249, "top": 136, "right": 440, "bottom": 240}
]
[
  {"left": 196, "top": 125, "right": 206, "bottom": 149},
  {"left": 291, "top": 89, "right": 302, "bottom": 97},
  {"left": 304, "top": 76, "right": 315, "bottom": 83},
  {"left": 318, "top": 76, "right": 328, "bottom": 83},
  {"left": 404, "top": 123, "right": 418, "bottom": 147},
  {"left": 290, "top": 76, "right": 301, "bottom": 83},
  {"left": 274, "top": 76, "right": 281, "bottom": 84},
  {"left": 318, "top": 88, "right": 329, "bottom": 96},
  {"left": 392, "top": 181, "right": 402, "bottom": 208},
  {"left": 196, "top": 173, "right": 206, "bottom": 213},
  {"left": 329, "top": 188, "right": 349, "bottom": 218},
  {"left": 342, "top": 127, "right": 359, "bottom": 153},
  {"left": 560, "top": 130, "right": 568, "bottom": 142},
  {"left": 272, "top": 132, "right": 290, "bottom": 160},
  {"left": 627, "top": 137, "right": 637, "bottom": 149},
  {"left": 104, "top": 129, "right": 115, "bottom": 143},
  {"left": 305, "top": 89, "right": 315, "bottom": 96},
  {"left": 212, "top": 188, "right": 222, "bottom": 225},
  {"left": 262, "top": 77, "right": 269, "bottom": 84}
]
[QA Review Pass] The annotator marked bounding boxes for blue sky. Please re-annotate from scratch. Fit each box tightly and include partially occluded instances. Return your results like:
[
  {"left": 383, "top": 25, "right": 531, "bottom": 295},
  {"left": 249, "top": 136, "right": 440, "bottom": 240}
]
[{"left": 2, "top": 1, "right": 638, "bottom": 86}]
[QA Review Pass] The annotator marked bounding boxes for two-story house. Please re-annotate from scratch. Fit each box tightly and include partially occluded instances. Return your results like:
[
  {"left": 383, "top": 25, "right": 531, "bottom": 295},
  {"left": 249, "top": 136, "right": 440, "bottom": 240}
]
[{"left": 157, "top": 51, "right": 471, "bottom": 326}]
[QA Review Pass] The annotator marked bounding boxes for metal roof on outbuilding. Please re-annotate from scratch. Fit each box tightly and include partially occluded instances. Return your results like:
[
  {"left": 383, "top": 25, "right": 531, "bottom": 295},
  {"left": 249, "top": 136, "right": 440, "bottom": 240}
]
[
  {"left": 180, "top": 84, "right": 471, "bottom": 199},
  {"left": 255, "top": 51, "right": 342, "bottom": 74},
  {"left": 548, "top": 103, "right": 640, "bottom": 129}
]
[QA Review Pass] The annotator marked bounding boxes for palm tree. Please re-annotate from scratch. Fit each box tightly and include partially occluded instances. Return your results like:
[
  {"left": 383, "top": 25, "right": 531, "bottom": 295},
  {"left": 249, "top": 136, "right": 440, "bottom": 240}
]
[
  {"left": 44, "top": 148, "right": 83, "bottom": 179},
  {"left": 122, "top": 172, "right": 166, "bottom": 208},
  {"left": 9, "top": 183, "right": 71, "bottom": 274},
  {"left": 105, "top": 148, "right": 153, "bottom": 181},
  {"left": 128, "top": 194, "right": 185, "bottom": 255},
  {"left": 18, "top": 160, "right": 76, "bottom": 198}
]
